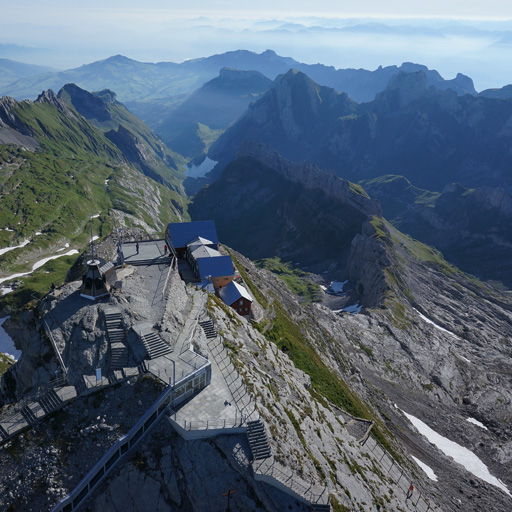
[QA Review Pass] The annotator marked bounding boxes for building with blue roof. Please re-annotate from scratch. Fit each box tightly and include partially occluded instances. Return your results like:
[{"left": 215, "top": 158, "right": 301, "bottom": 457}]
[
  {"left": 196, "top": 255, "right": 234, "bottom": 289},
  {"left": 165, "top": 221, "right": 219, "bottom": 257},
  {"left": 219, "top": 281, "right": 253, "bottom": 316}
]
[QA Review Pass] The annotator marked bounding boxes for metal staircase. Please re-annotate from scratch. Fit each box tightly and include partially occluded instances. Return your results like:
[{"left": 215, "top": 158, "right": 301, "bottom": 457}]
[
  {"left": 247, "top": 419, "right": 272, "bottom": 461},
  {"left": 39, "top": 389, "right": 63, "bottom": 414},
  {"left": 0, "top": 424, "right": 9, "bottom": 441},
  {"left": 20, "top": 405, "right": 37, "bottom": 425}
]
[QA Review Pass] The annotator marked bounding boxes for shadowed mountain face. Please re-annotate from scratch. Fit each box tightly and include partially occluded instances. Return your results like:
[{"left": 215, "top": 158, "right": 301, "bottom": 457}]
[
  {"left": 210, "top": 69, "right": 512, "bottom": 192},
  {"left": 363, "top": 176, "right": 512, "bottom": 287},
  {"left": 190, "top": 142, "right": 380, "bottom": 271},
  {"left": 156, "top": 68, "right": 273, "bottom": 159}
]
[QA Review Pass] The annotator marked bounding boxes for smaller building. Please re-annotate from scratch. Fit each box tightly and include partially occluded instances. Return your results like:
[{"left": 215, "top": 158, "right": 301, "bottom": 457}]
[
  {"left": 196, "top": 255, "right": 234, "bottom": 290},
  {"left": 219, "top": 281, "right": 253, "bottom": 316}
]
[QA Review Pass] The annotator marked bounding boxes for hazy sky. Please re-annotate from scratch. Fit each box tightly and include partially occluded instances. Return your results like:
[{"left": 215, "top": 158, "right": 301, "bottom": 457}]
[
  {"left": 1, "top": 1, "right": 512, "bottom": 89},
  {"left": 6, "top": 0, "right": 512, "bottom": 19}
]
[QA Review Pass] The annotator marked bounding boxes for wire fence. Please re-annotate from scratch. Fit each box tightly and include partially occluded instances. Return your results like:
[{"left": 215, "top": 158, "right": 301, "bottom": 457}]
[
  {"left": 205, "top": 329, "right": 257, "bottom": 421},
  {"left": 253, "top": 458, "right": 331, "bottom": 507},
  {"left": 362, "top": 435, "right": 441, "bottom": 511}
]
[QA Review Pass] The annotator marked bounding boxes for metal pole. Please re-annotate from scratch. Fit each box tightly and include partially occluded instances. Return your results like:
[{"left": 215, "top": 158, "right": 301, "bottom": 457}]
[{"left": 90, "top": 216, "right": 95, "bottom": 261}]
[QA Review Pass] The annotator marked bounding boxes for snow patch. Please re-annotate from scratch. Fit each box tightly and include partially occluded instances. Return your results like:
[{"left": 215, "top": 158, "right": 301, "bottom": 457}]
[
  {"left": 411, "top": 455, "right": 438, "bottom": 481},
  {"left": 402, "top": 410, "right": 510, "bottom": 496},
  {"left": 57, "top": 242, "right": 70, "bottom": 252},
  {"left": 467, "top": 418, "right": 488, "bottom": 430},
  {"left": 0, "top": 249, "right": 79, "bottom": 286},
  {"left": 0, "top": 316, "right": 20, "bottom": 361},
  {"left": 330, "top": 280, "right": 347, "bottom": 293},
  {"left": 0, "top": 239, "right": 30, "bottom": 256},
  {"left": 343, "top": 303, "right": 362, "bottom": 314},
  {"left": 90, "top": 214, "right": 100, "bottom": 219},
  {"left": 413, "top": 308, "right": 459, "bottom": 338},
  {"left": 35, "top": 231, "right": 43, "bottom": 236}
]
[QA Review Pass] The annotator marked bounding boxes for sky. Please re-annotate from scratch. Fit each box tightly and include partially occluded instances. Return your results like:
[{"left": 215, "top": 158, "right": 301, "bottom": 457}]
[
  {"left": 1, "top": 1, "right": 512, "bottom": 90},
  {"left": 5, "top": 0, "right": 512, "bottom": 19}
]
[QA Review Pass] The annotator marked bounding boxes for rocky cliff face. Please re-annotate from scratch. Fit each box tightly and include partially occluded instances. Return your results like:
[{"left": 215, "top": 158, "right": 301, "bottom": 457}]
[
  {"left": 364, "top": 176, "right": 512, "bottom": 287},
  {"left": 209, "top": 69, "right": 512, "bottom": 191},
  {"left": 236, "top": 141, "right": 381, "bottom": 219}
]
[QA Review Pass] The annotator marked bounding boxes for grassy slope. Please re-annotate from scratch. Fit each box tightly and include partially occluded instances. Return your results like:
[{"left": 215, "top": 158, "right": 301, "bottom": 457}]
[
  {"left": 255, "top": 257, "right": 322, "bottom": 302},
  {"left": 0, "top": 95, "right": 188, "bottom": 310}
]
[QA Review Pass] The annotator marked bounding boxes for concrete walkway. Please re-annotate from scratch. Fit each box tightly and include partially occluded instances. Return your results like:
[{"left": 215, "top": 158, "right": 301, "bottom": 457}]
[
  {"left": 175, "top": 290, "right": 206, "bottom": 355},
  {"left": 175, "top": 346, "right": 240, "bottom": 425}
]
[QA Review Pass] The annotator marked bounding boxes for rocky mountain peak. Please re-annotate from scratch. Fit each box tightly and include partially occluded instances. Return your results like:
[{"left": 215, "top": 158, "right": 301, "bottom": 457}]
[
  {"left": 452, "top": 72, "right": 475, "bottom": 93},
  {"left": 381, "top": 70, "right": 428, "bottom": 109},
  {"left": 35, "top": 88, "right": 63, "bottom": 109},
  {"left": 58, "top": 83, "right": 112, "bottom": 123}
]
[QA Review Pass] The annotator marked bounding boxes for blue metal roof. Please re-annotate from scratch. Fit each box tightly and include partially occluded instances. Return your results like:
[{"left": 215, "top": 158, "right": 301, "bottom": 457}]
[
  {"left": 219, "top": 281, "right": 253, "bottom": 306},
  {"left": 196, "top": 255, "right": 234, "bottom": 279},
  {"left": 167, "top": 221, "right": 219, "bottom": 249}
]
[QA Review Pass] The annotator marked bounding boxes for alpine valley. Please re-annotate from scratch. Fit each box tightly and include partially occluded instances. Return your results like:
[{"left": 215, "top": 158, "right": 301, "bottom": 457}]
[{"left": 0, "top": 50, "right": 511, "bottom": 512}]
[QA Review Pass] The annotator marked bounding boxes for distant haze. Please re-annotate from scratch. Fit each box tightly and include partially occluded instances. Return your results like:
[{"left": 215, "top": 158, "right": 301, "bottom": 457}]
[{"left": 1, "top": 3, "right": 512, "bottom": 90}]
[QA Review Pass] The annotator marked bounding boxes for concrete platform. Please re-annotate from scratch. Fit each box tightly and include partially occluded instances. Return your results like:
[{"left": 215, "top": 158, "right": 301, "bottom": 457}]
[
  {"left": 175, "top": 350, "right": 239, "bottom": 424},
  {"left": 121, "top": 239, "right": 169, "bottom": 265}
]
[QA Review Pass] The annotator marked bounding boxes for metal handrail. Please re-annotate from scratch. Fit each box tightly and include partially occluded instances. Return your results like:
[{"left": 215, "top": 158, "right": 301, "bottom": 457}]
[
  {"left": 160, "top": 257, "right": 175, "bottom": 300},
  {"left": 42, "top": 316, "right": 67, "bottom": 377},
  {"left": 168, "top": 409, "right": 247, "bottom": 432}
]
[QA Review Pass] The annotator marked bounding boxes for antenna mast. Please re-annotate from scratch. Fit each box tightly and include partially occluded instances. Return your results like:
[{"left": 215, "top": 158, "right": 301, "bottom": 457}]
[{"left": 90, "top": 215, "right": 95, "bottom": 260}]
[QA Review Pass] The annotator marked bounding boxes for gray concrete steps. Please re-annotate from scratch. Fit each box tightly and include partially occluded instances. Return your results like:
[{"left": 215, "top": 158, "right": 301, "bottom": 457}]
[
  {"left": 21, "top": 405, "right": 37, "bottom": 425},
  {"left": 39, "top": 389, "right": 62, "bottom": 414},
  {"left": 247, "top": 419, "right": 272, "bottom": 460},
  {"left": 111, "top": 342, "right": 129, "bottom": 369},
  {"left": 199, "top": 319, "right": 217, "bottom": 339},
  {"left": 105, "top": 309, "right": 130, "bottom": 369},
  {"left": 141, "top": 331, "right": 172, "bottom": 359}
]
